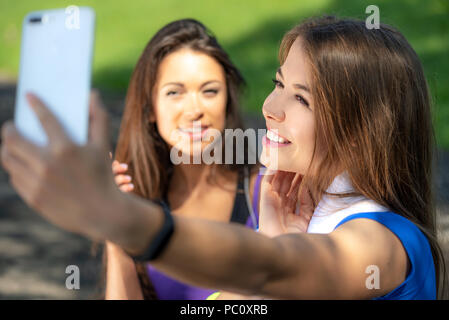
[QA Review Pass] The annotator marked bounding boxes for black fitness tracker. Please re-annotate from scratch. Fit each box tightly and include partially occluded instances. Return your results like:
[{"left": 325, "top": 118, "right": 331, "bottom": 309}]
[{"left": 130, "top": 199, "right": 174, "bottom": 262}]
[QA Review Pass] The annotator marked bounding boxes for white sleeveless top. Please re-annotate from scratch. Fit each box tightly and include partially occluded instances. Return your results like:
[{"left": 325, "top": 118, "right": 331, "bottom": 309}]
[{"left": 306, "top": 172, "right": 388, "bottom": 234}]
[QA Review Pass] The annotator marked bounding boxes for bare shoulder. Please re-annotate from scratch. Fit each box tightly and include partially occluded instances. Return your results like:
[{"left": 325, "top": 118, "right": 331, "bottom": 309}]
[
  {"left": 329, "top": 218, "right": 410, "bottom": 298},
  {"left": 262, "top": 218, "right": 411, "bottom": 299}
]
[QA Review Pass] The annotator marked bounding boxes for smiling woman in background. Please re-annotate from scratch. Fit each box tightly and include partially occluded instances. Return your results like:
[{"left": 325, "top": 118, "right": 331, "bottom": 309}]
[{"left": 105, "top": 19, "right": 264, "bottom": 300}]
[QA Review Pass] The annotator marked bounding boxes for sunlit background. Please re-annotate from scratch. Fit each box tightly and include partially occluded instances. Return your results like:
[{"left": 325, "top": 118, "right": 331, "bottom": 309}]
[{"left": 0, "top": 0, "right": 448, "bottom": 299}]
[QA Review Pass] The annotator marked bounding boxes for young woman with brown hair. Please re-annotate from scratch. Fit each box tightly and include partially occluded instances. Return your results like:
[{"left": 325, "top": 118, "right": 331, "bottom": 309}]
[
  {"left": 104, "top": 19, "right": 263, "bottom": 300},
  {"left": 3, "top": 15, "right": 446, "bottom": 299}
]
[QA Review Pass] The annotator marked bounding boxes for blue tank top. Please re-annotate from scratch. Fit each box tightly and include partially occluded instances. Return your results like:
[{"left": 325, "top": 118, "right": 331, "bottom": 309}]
[{"left": 334, "top": 211, "right": 436, "bottom": 300}]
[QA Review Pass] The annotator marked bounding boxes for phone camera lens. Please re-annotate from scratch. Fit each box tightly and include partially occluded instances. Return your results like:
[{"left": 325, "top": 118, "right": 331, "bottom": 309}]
[{"left": 29, "top": 16, "right": 42, "bottom": 24}]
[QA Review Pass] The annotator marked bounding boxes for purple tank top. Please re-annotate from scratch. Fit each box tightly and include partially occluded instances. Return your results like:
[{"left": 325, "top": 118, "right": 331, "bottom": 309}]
[{"left": 146, "top": 170, "right": 263, "bottom": 300}]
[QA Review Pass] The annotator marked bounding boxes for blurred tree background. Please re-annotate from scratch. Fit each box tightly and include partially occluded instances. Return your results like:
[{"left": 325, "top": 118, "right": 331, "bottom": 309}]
[{"left": 0, "top": 0, "right": 448, "bottom": 147}]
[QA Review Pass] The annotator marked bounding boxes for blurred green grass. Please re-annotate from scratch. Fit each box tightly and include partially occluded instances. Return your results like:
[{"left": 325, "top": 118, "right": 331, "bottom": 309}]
[{"left": 0, "top": 0, "right": 448, "bottom": 148}]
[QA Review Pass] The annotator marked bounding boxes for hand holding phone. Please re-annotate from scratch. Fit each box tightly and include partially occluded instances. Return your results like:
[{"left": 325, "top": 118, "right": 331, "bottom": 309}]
[{"left": 14, "top": 7, "right": 95, "bottom": 146}]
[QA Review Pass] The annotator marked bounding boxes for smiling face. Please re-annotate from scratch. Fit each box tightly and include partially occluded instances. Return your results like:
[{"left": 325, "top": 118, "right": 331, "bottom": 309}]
[
  {"left": 152, "top": 48, "right": 227, "bottom": 155},
  {"left": 260, "top": 37, "right": 320, "bottom": 173}
]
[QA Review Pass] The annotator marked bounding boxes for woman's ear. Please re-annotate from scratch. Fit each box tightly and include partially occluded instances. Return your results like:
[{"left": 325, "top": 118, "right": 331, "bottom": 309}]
[{"left": 148, "top": 113, "right": 156, "bottom": 123}]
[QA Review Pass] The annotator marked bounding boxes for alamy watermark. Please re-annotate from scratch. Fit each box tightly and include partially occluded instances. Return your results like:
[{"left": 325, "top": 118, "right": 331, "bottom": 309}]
[
  {"left": 65, "top": 265, "right": 80, "bottom": 290},
  {"left": 65, "top": 5, "right": 80, "bottom": 30},
  {"left": 168, "top": 122, "right": 279, "bottom": 170},
  {"left": 365, "top": 5, "right": 380, "bottom": 29},
  {"left": 365, "top": 264, "right": 380, "bottom": 290}
]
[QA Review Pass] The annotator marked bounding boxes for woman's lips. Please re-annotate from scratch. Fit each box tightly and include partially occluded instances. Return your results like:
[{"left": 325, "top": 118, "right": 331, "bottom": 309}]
[
  {"left": 178, "top": 126, "right": 210, "bottom": 141},
  {"left": 266, "top": 128, "right": 290, "bottom": 143},
  {"left": 262, "top": 134, "right": 292, "bottom": 148}
]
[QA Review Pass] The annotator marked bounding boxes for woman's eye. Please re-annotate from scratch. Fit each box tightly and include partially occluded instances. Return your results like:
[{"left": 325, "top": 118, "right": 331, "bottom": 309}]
[
  {"left": 167, "top": 91, "right": 179, "bottom": 96},
  {"left": 204, "top": 89, "right": 218, "bottom": 95},
  {"left": 272, "top": 78, "right": 283, "bottom": 89},
  {"left": 296, "top": 94, "right": 309, "bottom": 107}
]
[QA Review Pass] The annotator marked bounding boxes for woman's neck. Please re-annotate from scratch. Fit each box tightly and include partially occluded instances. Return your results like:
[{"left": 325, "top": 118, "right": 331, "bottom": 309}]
[{"left": 170, "top": 163, "right": 214, "bottom": 193}]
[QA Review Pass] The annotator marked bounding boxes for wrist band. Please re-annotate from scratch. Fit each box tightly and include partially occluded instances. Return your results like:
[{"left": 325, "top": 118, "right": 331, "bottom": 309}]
[{"left": 130, "top": 199, "right": 174, "bottom": 262}]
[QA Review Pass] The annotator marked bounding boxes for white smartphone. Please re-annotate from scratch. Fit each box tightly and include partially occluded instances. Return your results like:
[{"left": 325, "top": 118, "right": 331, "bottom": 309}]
[{"left": 14, "top": 7, "right": 95, "bottom": 146}]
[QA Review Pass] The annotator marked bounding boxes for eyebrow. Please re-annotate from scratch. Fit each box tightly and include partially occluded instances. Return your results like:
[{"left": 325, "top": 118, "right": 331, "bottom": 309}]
[
  {"left": 162, "top": 82, "right": 183, "bottom": 88},
  {"left": 162, "top": 80, "right": 221, "bottom": 89},
  {"left": 276, "top": 67, "right": 310, "bottom": 93}
]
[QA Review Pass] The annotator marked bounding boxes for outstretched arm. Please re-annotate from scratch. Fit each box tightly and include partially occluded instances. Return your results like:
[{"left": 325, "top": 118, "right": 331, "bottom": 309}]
[
  {"left": 118, "top": 192, "right": 407, "bottom": 299},
  {"left": 0, "top": 92, "right": 408, "bottom": 300}
]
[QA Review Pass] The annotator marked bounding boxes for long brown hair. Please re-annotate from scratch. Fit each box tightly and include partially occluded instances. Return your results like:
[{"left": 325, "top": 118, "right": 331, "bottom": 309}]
[
  {"left": 104, "top": 19, "right": 256, "bottom": 299},
  {"left": 280, "top": 15, "right": 447, "bottom": 298},
  {"left": 115, "top": 19, "right": 252, "bottom": 200}
]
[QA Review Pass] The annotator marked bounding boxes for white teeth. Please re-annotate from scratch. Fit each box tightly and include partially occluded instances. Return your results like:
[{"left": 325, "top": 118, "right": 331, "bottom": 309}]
[
  {"left": 179, "top": 127, "right": 206, "bottom": 133},
  {"left": 267, "top": 130, "right": 288, "bottom": 143}
]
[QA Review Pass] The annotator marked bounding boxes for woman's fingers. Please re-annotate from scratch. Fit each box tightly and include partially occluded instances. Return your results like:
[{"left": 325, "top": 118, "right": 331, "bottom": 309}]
[
  {"left": 288, "top": 173, "right": 303, "bottom": 196},
  {"left": 280, "top": 172, "right": 296, "bottom": 196},
  {"left": 111, "top": 160, "right": 132, "bottom": 192},
  {"left": 114, "top": 171, "right": 134, "bottom": 192},
  {"left": 282, "top": 174, "right": 302, "bottom": 215},
  {"left": 26, "top": 93, "right": 71, "bottom": 146},
  {"left": 112, "top": 160, "right": 128, "bottom": 174},
  {"left": 260, "top": 168, "right": 276, "bottom": 185},
  {"left": 119, "top": 183, "right": 134, "bottom": 193},
  {"left": 114, "top": 174, "right": 132, "bottom": 186},
  {"left": 271, "top": 171, "right": 285, "bottom": 192},
  {"left": 1, "top": 121, "right": 45, "bottom": 174},
  {"left": 260, "top": 168, "right": 277, "bottom": 196},
  {"left": 298, "top": 183, "right": 315, "bottom": 218},
  {"left": 270, "top": 170, "right": 297, "bottom": 197}
]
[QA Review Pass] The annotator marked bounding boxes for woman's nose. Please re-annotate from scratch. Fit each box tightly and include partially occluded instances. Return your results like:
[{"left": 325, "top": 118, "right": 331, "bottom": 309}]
[
  {"left": 262, "top": 94, "right": 285, "bottom": 122},
  {"left": 186, "top": 109, "right": 203, "bottom": 121},
  {"left": 185, "top": 93, "right": 204, "bottom": 121}
]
